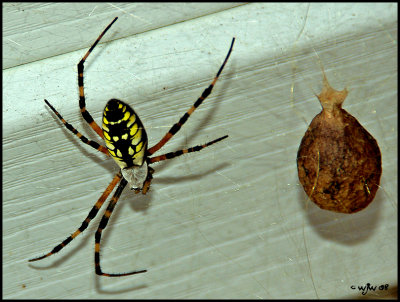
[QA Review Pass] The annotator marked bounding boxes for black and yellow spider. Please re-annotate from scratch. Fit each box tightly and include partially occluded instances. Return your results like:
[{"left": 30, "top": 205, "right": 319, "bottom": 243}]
[{"left": 29, "top": 17, "right": 234, "bottom": 277}]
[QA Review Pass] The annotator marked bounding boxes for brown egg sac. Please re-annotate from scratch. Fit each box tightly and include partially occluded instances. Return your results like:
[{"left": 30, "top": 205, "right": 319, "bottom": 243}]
[{"left": 297, "top": 74, "right": 382, "bottom": 214}]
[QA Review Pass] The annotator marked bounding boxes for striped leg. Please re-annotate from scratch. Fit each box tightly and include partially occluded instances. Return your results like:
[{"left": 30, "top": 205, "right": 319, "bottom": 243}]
[
  {"left": 136, "top": 167, "right": 154, "bottom": 195},
  {"left": 29, "top": 172, "right": 122, "bottom": 262},
  {"left": 148, "top": 135, "right": 228, "bottom": 164},
  {"left": 147, "top": 38, "right": 235, "bottom": 156},
  {"left": 141, "top": 176, "right": 153, "bottom": 195},
  {"left": 78, "top": 17, "right": 118, "bottom": 139},
  {"left": 94, "top": 178, "right": 147, "bottom": 277},
  {"left": 44, "top": 99, "right": 109, "bottom": 155}
]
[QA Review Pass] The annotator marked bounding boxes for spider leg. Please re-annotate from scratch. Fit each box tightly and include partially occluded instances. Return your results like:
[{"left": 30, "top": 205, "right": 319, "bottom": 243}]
[
  {"left": 44, "top": 99, "right": 109, "bottom": 155},
  {"left": 134, "top": 167, "right": 154, "bottom": 195},
  {"left": 141, "top": 174, "right": 153, "bottom": 195},
  {"left": 148, "top": 135, "right": 228, "bottom": 164},
  {"left": 94, "top": 178, "right": 147, "bottom": 277},
  {"left": 78, "top": 17, "right": 118, "bottom": 139},
  {"left": 28, "top": 172, "right": 122, "bottom": 262},
  {"left": 147, "top": 38, "right": 235, "bottom": 156}
]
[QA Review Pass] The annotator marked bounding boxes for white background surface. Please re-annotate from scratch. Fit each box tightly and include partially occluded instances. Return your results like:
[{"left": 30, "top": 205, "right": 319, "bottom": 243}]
[{"left": 3, "top": 3, "right": 397, "bottom": 299}]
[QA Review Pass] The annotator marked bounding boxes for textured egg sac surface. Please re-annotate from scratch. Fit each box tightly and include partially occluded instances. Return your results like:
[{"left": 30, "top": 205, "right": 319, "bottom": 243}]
[{"left": 297, "top": 74, "right": 382, "bottom": 214}]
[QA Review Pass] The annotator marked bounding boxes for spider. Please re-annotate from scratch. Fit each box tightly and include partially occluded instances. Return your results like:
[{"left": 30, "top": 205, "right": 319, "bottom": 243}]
[{"left": 29, "top": 17, "right": 235, "bottom": 277}]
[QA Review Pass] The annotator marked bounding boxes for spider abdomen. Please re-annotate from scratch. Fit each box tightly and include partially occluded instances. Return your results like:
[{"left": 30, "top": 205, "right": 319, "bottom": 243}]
[{"left": 102, "top": 99, "right": 148, "bottom": 168}]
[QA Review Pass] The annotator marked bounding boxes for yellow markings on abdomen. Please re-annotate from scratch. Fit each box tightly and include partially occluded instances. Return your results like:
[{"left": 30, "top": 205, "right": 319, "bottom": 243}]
[
  {"left": 131, "top": 128, "right": 142, "bottom": 145},
  {"left": 105, "top": 140, "right": 115, "bottom": 150},
  {"left": 103, "top": 123, "right": 109, "bottom": 132},
  {"left": 129, "top": 123, "right": 138, "bottom": 137},
  {"left": 136, "top": 141, "right": 144, "bottom": 153},
  {"left": 122, "top": 111, "right": 130, "bottom": 121},
  {"left": 102, "top": 99, "right": 148, "bottom": 168},
  {"left": 127, "top": 114, "right": 136, "bottom": 128}
]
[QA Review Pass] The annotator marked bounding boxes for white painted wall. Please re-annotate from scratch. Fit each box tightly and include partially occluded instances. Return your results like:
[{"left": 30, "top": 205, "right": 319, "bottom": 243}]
[{"left": 3, "top": 2, "right": 397, "bottom": 299}]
